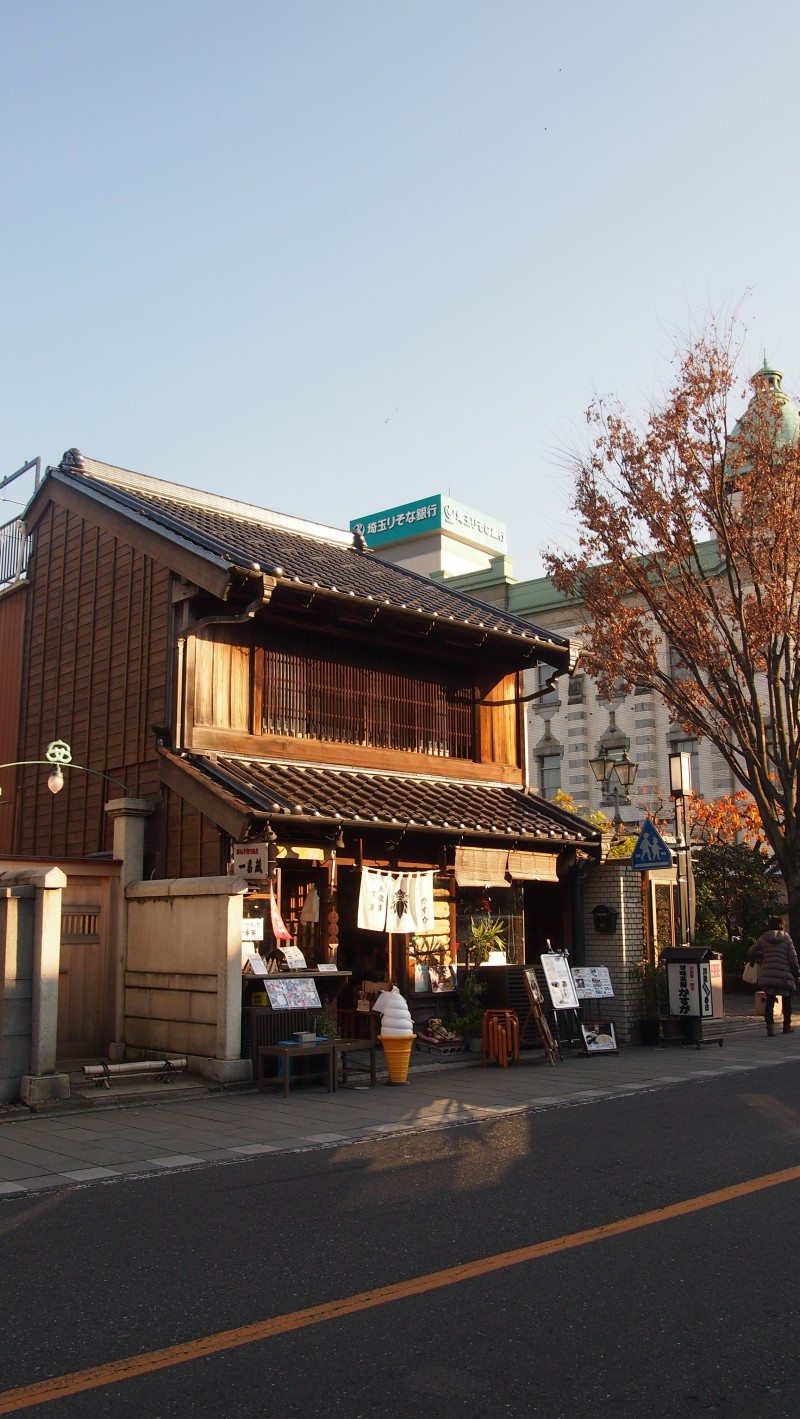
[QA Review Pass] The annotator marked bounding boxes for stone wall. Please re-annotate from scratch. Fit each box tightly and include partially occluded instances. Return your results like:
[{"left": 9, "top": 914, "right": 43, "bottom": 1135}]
[
  {"left": 0, "top": 887, "right": 36, "bottom": 1101},
  {"left": 124, "top": 875, "right": 251, "bottom": 1083}
]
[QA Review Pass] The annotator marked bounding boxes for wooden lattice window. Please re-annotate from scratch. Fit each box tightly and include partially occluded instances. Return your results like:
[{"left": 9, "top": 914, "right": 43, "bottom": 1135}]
[{"left": 261, "top": 630, "right": 475, "bottom": 758}]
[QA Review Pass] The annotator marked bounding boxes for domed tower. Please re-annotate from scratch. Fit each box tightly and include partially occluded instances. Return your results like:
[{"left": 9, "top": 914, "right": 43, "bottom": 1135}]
[{"left": 728, "top": 357, "right": 800, "bottom": 460}]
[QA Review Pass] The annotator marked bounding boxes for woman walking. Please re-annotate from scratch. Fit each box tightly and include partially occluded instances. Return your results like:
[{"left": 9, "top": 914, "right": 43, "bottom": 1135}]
[{"left": 748, "top": 916, "right": 800, "bottom": 1036}]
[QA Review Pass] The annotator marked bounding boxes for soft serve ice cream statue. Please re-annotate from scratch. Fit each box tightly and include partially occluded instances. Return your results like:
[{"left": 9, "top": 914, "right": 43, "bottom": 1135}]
[{"left": 373, "top": 986, "right": 415, "bottom": 1083}]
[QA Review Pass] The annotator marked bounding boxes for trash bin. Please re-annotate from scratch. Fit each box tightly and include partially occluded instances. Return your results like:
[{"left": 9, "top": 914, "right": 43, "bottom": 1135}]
[{"left": 660, "top": 947, "right": 724, "bottom": 1048}]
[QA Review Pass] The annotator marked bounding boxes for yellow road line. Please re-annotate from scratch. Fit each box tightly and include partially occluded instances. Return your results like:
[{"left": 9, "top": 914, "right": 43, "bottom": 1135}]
[{"left": 2, "top": 1162, "right": 799, "bottom": 1413}]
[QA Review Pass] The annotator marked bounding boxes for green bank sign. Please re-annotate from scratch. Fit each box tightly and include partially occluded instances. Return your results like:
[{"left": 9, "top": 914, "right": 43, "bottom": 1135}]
[{"left": 350, "top": 495, "right": 507, "bottom": 554}]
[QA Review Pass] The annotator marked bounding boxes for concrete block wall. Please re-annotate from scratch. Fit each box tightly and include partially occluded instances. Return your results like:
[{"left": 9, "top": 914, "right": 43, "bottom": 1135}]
[
  {"left": 581, "top": 861, "right": 647, "bottom": 1043},
  {"left": 125, "top": 876, "right": 251, "bottom": 1082}
]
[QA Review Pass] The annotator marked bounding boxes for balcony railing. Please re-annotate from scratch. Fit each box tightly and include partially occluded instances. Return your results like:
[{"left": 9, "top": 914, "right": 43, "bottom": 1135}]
[{"left": 0, "top": 518, "right": 32, "bottom": 588}]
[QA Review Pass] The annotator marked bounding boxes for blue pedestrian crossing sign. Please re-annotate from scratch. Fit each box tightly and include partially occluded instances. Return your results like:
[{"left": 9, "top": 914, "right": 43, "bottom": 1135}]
[{"left": 630, "top": 819, "right": 674, "bottom": 871}]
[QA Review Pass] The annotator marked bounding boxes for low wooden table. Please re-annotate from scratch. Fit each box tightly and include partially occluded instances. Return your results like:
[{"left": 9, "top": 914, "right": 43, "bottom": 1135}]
[
  {"left": 257, "top": 1041, "right": 335, "bottom": 1098},
  {"left": 333, "top": 1036, "right": 378, "bottom": 1088}
]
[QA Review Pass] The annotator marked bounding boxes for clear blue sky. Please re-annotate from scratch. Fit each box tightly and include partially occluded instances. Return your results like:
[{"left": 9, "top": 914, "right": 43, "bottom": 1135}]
[{"left": 3, "top": 1, "right": 799, "bottom": 577}]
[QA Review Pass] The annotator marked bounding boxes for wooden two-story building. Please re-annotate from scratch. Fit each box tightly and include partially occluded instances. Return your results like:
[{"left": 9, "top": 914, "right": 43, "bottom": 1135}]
[{"left": 0, "top": 451, "right": 600, "bottom": 1056}]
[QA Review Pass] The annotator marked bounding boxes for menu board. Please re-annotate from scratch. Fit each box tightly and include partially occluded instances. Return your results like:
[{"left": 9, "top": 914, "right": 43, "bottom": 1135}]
[
  {"left": 571, "top": 965, "right": 614, "bottom": 1000},
  {"left": 265, "top": 978, "right": 322, "bottom": 1010},
  {"left": 540, "top": 953, "right": 580, "bottom": 1010}
]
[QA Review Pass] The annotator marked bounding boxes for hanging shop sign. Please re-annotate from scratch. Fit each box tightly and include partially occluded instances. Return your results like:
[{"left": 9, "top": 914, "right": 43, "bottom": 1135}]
[
  {"left": 357, "top": 868, "right": 435, "bottom": 933},
  {"left": 233, "top": 842, "right": 271, "bottom": 881},
  {"left": 242, "top": 919, "right": 265, "bottom": 942}
]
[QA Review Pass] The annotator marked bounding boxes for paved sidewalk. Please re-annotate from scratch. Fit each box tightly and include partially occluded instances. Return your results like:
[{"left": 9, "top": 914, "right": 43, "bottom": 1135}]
[{"left": 1, "top": 1015, "right": 798, "bottom": 1198}]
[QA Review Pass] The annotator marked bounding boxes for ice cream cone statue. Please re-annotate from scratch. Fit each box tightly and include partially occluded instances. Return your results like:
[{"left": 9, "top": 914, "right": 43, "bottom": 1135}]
[{"left": 374, "top": 987, "right": 415, "bottom": 1085}]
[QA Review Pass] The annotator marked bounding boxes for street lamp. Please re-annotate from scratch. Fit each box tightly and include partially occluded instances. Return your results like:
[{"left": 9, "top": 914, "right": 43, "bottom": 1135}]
[
  {"left": 0, "top": 739, "right": 131, "bottom": 797},
  {"left": 589, "top": 748, "right": 639, "bottom": 835},
  {"left": 668, "top": 750, "right": 695, "bottom": 947}
]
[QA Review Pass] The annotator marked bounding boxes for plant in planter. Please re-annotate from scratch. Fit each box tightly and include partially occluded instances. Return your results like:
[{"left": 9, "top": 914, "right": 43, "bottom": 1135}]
[
  {"left": 627, "top": 958, "right": 667, "bottom": 1044},
  {"left": 313, "top": 1005, "right": 340, "bottom": 1040},
  {"left": 467, "top": 914, "right": 506, "bottom": 966},
  {"left": 448, "top": 969, "right": 487, "bottom": 1044}
]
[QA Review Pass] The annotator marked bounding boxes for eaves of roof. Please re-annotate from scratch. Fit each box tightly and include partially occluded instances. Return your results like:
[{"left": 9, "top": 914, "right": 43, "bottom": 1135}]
[
  {"left": 160, "top": 749, "right": 602, "bottom": 852},
  {"left": 32, "top": 453, "right": 572, "bottom": 665}
]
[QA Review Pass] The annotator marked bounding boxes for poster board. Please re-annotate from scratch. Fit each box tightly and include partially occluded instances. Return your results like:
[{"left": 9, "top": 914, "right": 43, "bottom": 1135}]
[
  {"left": 580, "top": 1021, "right": 618, "bottom": 1054},
  {"left": 521, "top": 968, "right": 558, "bottom": 1066},
  {"left": 522, "top": 967, "right": 544, "bottom": 1004},
  {"left": 264, "top": 978, "right": 322, "bottom": 1010},
  {"left": 540, "top": 953, "right": 580, "bottom": 1010},
  {"left": 571, "top": 965, "right": 614, "bottom": 1000}
]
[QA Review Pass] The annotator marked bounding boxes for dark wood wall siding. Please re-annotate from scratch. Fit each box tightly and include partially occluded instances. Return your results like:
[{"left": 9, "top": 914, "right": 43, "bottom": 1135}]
[
  {"left": 164, "top": 789, "right": 224, "bottom": 877},
  {"left": 476, "top": 671, "right": 520, "bottom": 766},
  {"left": 15, "top": 503, "right": 171, "bottom": 857},
  {"left": 0, "top": 585, "right": 27, "bottom": 853},
  {"left": 189, "top": 627, "right": 520, "bottom": 769}
]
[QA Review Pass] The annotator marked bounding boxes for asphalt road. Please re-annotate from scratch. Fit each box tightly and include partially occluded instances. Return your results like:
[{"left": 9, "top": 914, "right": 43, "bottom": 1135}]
[{"left": 2, "top": 1064, "right": 799, "bottom": 1418}]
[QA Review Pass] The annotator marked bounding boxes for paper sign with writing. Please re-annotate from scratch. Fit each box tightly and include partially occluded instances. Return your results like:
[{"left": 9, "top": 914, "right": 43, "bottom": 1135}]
[
  {"left": 279, "top": 944, "right": 307, "bottom": 969},
  {"left": 571, "top": 965, "right": 614, "bottom": 1000},
  {"left": 541, "top": 953, "right": 580, "bottom": 1010}
]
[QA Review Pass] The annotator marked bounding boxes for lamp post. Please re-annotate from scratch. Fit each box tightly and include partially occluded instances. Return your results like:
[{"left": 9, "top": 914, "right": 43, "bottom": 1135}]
[
  {"left": 0, "top": 740, "right": 131, "bottom": 797},
  {"left": 589, "top": 749, "right": 639, "bottom": 836},
  {"left": 669, "top": 750, "right": 695, "bottom": 947}
]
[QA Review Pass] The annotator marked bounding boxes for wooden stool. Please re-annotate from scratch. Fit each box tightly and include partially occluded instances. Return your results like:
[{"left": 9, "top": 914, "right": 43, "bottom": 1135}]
[{"left": 482, "top": 1009, "right": 520, "bottom": 1067}]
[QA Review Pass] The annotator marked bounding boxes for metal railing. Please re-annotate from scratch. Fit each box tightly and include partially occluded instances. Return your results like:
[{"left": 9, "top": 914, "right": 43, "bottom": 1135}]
[{"left": 0, "top": 517, "right": 32, "bottom": 587}]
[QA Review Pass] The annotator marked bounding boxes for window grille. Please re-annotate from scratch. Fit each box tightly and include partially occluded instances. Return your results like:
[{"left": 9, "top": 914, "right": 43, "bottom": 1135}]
[{"left": 261, "top": 630, "right": 475, "bottom": 758}]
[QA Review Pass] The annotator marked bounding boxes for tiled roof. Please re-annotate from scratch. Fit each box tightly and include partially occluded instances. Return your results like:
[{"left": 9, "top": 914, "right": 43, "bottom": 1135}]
[
  {"left": 51, "top": 452, "right": 570, "bottom": 658},
  {"left": 176, "top": 752, "right": 600, "bottom": 847}
]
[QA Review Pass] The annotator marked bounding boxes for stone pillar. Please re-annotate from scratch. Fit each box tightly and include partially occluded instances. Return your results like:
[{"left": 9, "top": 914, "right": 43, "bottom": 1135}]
[
  {"left": 9, "top": 866, "right": 70, "bottom": 1107},
  {"left": 104, "top": 797, "right": 156, "bottom": 1060}
]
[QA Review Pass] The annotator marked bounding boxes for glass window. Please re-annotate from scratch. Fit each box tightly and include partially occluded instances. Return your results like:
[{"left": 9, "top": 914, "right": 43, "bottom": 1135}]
[
  {"left": 567, "top": 674, "right": 585, "bottom": 705},
  {"left": 456, "top": 885, "right": 524, "bottom": 966},
  {"left": 539, "top": 752, "right": 561, "bottom": 800},
  {"left": 536, "top": 663, "right": 559, "bottom": 705}
]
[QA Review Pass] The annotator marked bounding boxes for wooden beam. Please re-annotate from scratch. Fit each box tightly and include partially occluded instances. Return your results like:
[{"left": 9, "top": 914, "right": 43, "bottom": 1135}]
[
  {"left": 158, "top": 750, "right": 252, "bottom": 840},
  {"left": 185, "top": 724, "right": 525, "bottom": 784}
]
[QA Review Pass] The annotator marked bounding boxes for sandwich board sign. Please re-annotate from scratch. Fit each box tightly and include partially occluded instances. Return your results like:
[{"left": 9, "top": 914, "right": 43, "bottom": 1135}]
[{"left": 630, "top": 819, "right": 674, "bottom": 871}]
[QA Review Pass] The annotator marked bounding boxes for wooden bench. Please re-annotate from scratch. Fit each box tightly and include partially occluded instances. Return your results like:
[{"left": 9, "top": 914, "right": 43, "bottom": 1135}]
[
  {"left": 256, "top": 1041, "right": 335, "bottom": 1099},
  {"left": 333, "top": 1036, "right": 377, "bottom": 1088}
]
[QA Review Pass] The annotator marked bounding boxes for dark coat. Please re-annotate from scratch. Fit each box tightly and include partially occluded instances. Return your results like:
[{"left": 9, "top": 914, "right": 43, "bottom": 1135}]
[{"left": 749, "top": 930, "right": 800, "bottom": 996}]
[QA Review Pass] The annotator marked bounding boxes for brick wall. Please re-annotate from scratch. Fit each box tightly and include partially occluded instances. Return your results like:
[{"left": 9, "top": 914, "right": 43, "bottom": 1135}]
[{"left": 581, "top": 861, "right": 646, "bottom": 1043}]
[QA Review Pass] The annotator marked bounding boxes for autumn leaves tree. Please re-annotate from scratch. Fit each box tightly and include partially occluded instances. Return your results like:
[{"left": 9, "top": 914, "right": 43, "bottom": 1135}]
[
  {"left": 689, "top": 792, "right": 783, "bottom": 964},
  {"left": 545, "top": 325, "right": 800, "bottom": 938}
]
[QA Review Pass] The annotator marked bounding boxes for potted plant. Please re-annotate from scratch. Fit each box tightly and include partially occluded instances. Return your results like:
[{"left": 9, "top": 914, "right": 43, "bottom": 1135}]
[
  {"left": 313, "top": 1004, "right": 341, "bottom": 1040},
  {"left": 448, "top": 970, "right": 487, "bottom": 1050},
  {"left": 467, "top": 914, "right": 507, "bottom": 966},
  {"left": 627, "top": 958, "right": 666, "bottom": 1045}
]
